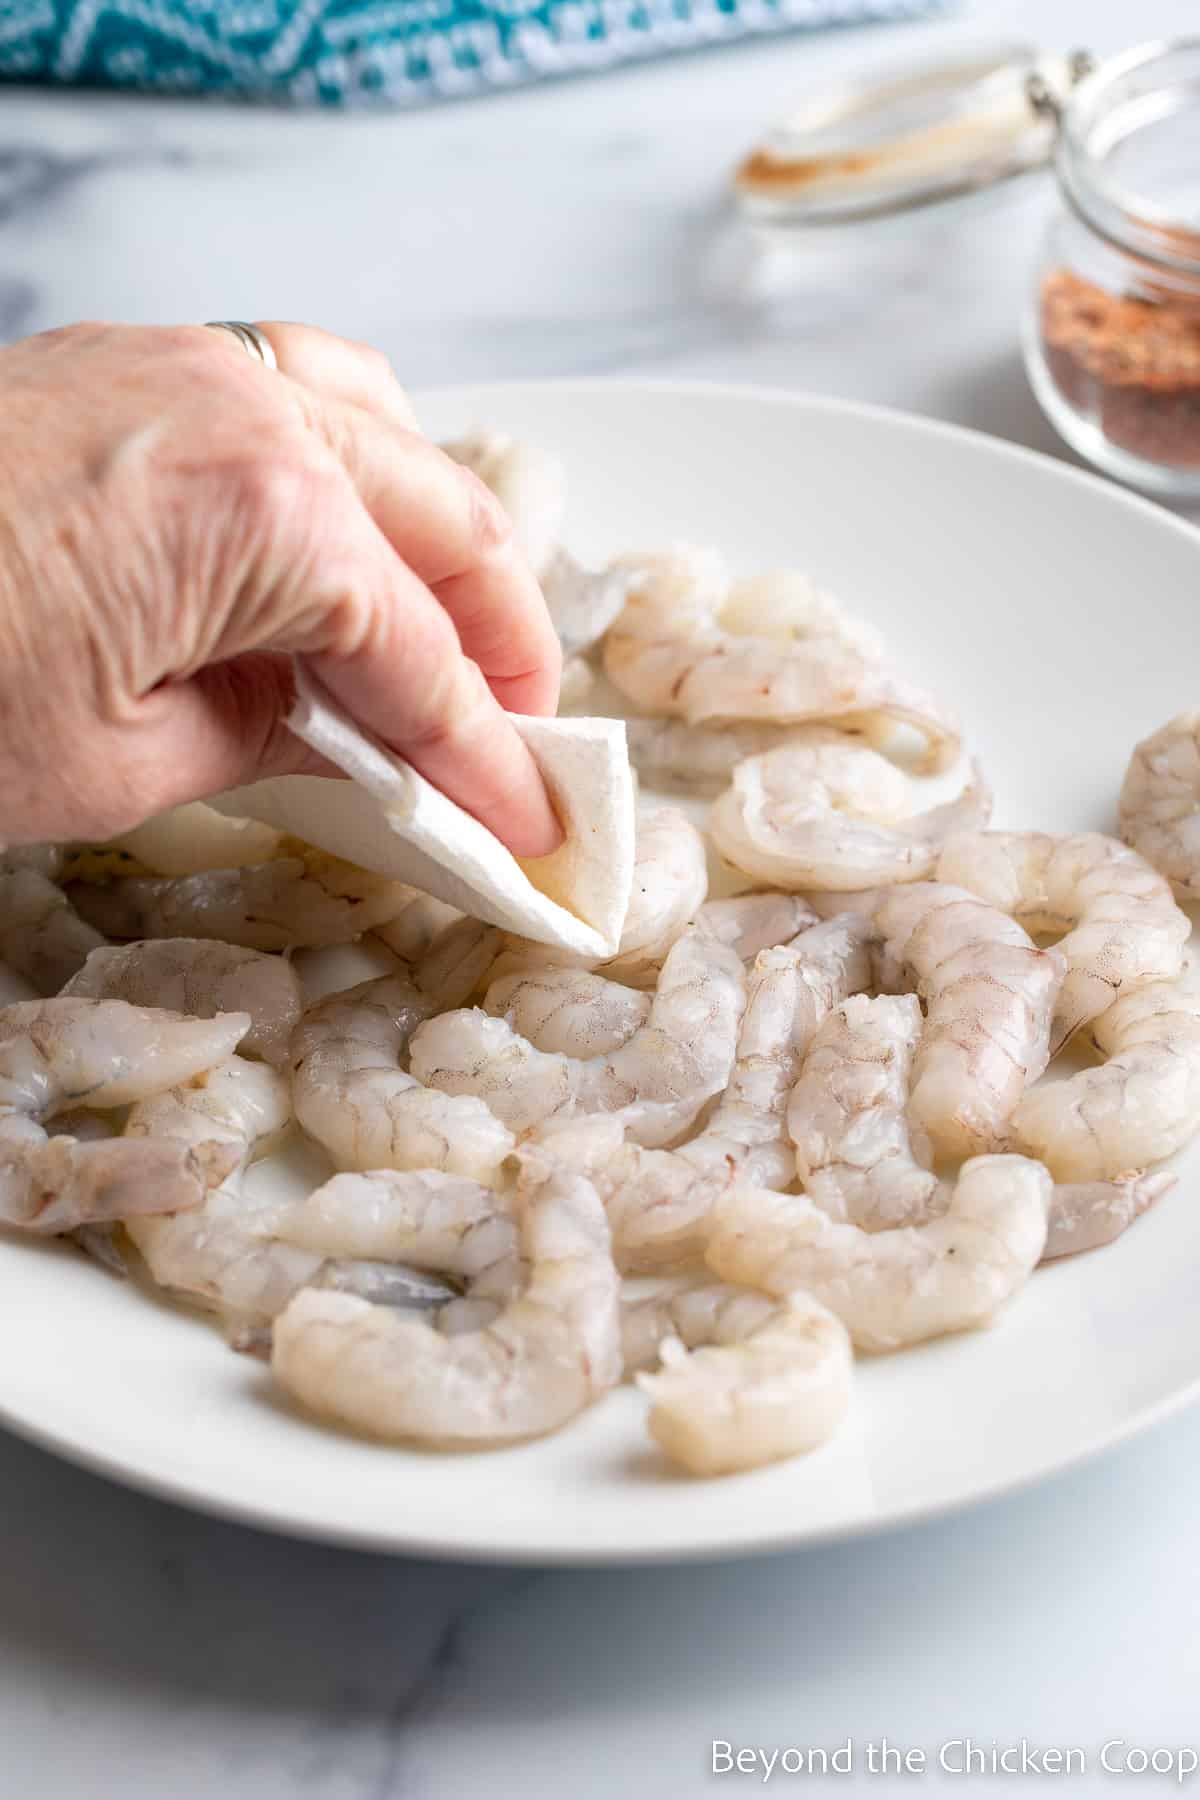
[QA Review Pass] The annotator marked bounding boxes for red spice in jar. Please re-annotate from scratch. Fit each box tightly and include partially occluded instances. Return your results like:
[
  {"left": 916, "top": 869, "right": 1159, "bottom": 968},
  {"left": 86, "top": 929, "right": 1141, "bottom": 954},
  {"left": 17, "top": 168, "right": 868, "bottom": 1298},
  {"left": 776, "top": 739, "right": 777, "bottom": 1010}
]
[{"left": 1040, "top": 268, "right": 1200, "bottom": 468}]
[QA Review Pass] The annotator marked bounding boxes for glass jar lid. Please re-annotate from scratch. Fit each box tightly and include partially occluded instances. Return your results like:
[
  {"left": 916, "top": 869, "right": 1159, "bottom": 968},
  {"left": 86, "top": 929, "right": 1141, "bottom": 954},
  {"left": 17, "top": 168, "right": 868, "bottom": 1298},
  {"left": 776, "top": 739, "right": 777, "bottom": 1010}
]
[
  {"left": 734, "top": 42, "right": 1092, "bottom": 225},
  {"left": 1057, "top": 38, "right": 1200, "bottom": 277}
]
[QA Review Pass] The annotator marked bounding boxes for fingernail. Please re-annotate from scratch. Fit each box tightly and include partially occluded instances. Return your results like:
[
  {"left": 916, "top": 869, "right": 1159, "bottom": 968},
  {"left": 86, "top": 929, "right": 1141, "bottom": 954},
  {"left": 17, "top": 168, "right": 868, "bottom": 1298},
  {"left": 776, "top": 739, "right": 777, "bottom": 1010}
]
[{"left": 510, "top": 782, "right": 566, "bottom": 860}]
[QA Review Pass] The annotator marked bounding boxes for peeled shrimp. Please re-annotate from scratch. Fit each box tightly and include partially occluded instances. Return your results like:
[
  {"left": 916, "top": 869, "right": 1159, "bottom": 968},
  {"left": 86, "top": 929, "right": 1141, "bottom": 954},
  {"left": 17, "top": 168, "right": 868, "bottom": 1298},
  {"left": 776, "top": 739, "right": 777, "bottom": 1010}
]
[
  {"left": 266, "top": 1167, "right": 518, "bottom": 1288},
  {"left": 937, "top": 830, "right": 1188, "bottom": 1051},
  {"left": 409, "top": 930, "right": 745, "bottom": 1149},
  {"left": 124, "top": 1056, "right": 303, "bottom": 1318},
  {"left": 290, "top": 974, "right": 515, "bottom": 1182},
  {"left": 485, "top": 967, "right": 652, "bottom": 1059},
  {"left": 490, "top": 803, "right": 708, "bottom": 990},
  {"left": 789, "top": 991, "right": 1162, "bottom": 1259},
  {"left": 62, "top": 939, "right": 303, "bottom": 1066},
  {"left": 712, "top": 743, "right": 991, "bottom": 891},
  {"left": 442, "top": 428, "right": 632, "bottom": 656},
  {"left": 558, "top": 656, "right": 595, "bottom": 710},
  {"left": 0, "top": 997, "right": 247, "bottom": 1232},
  {"left": 874, "top": 882, "right": 1065, "bottom": 1161},
  {"left": 67, "top": 850, "right": 409, "bottom": 952},
  {"left": 372, "top": 890, "right": 463, "bottom": 963},
  {"left": 102, "top": 803, "right": 283, "bottom": 876},
  {"left": 407, "top": 916, "right": 503, "bottom": 1011},
  {"left": 681, "top": 914, "right": 875, "bottom": 1192},
  {"left": 1012, "top": 972, "right": 1200, "bottom": 1180},
  {"left": 263, "top": 1167, "right": 522, "bottom": 1332},
  {"left": 442, "top": 430, "right": 566, "bottom": 578},
  {"left": 694, "top": 892, "right": 819, "bottom": 961},
  {"left": 603, "top": 548, "right": 960, "bottom": 773},
  {"left": 271, "top": 1157, "right": 622, "bottom": 1446},
  {"left": 0, "top": 847, "right": 106, "bottom": 992},
  {"left": 540, "top": 548, "right": 637, "bottom": 658},
  {"left": 626, "top": 718, "right": 835, "bottom": 797},
  {"left": 125, "top": 1057, "right": 449, "bottom": 1324},
  {"left": 1043, "top": 1171, "right": 1176, "bottom": 1261},
  {"left": 707, "top": 1155, "right": 1051, "bottom": 1352},
  {"left": 1119, "top": 713, "right": 1200, "bottom": 898},
  {"left": 790, "top": 993, "right": 940, "bottom": 1232},
  {"left": 522, "top": 915, "right": 873, "bottom": 1271},
  {"left": 622, "top": 1278, "right": 853, "bottom": 1476}
]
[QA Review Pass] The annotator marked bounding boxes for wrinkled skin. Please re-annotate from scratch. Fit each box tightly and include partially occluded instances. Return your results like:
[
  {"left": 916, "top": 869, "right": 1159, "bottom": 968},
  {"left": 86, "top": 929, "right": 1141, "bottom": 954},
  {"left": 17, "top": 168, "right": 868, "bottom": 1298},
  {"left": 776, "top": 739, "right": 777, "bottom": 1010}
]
[{"left": 0, "top": 321, "right": 559, "bottom": 857}]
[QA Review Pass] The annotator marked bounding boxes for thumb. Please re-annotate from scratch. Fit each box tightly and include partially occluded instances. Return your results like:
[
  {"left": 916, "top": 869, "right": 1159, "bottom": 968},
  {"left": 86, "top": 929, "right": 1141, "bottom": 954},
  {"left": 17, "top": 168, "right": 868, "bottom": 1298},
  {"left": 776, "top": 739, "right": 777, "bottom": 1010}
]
[{"left": 137, "top": 655, "right": 332, "bottom": 797}]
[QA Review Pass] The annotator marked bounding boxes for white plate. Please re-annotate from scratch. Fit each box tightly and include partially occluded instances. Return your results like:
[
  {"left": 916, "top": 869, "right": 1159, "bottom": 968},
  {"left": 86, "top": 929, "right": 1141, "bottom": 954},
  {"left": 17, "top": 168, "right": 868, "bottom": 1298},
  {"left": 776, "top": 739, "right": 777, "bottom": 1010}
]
[{"left": 3, "top": 380, "right": 1200, "bottom": 1565}]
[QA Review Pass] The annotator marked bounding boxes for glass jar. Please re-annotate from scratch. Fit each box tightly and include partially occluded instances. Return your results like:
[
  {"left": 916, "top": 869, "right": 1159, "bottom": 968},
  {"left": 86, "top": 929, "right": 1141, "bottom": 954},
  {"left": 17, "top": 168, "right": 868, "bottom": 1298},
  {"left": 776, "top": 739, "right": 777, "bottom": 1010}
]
[
  {"left": 732, "top": 36, "right": 1200, "bottom": 498},
  {"left": 1024, "top": 39, "right": 1200, "bottom": 499}
]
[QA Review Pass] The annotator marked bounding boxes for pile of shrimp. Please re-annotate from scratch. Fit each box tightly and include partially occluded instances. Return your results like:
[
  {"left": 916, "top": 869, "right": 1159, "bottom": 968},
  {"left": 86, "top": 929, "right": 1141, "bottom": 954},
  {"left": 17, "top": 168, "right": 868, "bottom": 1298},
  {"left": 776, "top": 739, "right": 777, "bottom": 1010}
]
[{"left": 1, "top": 429, "right": 1197, "bottom": 1486}]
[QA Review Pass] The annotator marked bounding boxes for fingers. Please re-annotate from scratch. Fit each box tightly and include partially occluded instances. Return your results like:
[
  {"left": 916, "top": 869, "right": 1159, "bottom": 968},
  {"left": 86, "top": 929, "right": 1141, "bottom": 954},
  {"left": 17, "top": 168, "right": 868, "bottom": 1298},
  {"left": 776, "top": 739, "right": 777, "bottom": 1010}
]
[
  {"left": 133, "top": 656, "right": 334, "bottom": 805},
  {"left": 199, "top": 323, "right": 561, "bottom": 720},
  {"left": 292, "top": 509, "right": 564, "bottom": 857},
  {"left": 210, "top": 320, "right": 422, "bottom": 434},
  {"left": 155, "top": 474, "right": 562, "bottom": 857},
  {"left": 305, "top": 396, "right": 562, "bottom": 719}
]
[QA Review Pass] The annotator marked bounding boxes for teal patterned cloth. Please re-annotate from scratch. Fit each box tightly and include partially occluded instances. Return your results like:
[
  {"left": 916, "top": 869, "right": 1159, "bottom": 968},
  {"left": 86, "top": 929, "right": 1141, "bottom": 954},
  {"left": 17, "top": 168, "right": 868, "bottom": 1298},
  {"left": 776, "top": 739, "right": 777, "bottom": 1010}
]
[{"left": 0, "top": 0, "right": 942, "bottom": 105}]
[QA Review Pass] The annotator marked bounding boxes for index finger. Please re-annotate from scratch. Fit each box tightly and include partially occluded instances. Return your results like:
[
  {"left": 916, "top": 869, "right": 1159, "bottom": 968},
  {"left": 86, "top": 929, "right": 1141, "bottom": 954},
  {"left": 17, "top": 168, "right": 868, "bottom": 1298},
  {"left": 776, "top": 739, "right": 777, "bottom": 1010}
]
[{"left": 277, "top": 360, "right": 563, "bottom": 718}]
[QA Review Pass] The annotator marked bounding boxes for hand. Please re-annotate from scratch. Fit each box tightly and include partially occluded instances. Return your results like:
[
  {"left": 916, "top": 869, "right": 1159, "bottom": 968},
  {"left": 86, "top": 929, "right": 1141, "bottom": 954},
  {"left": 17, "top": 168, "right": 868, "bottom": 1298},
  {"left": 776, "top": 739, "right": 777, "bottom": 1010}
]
[{"left": 0, "top": 321, "right": 563, "bottom": 857}]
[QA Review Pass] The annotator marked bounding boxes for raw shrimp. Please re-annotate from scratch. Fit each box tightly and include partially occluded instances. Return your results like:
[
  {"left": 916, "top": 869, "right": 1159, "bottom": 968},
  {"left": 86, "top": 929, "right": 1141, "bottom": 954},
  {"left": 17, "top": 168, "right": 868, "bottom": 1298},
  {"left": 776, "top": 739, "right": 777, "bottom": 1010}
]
[
  {"left": 0, "top": 998, "right": 247, "bottom": 1232},
  {"left": 694, "top": 892, "right": 819, "bottom": 961},
  {"left": 540, "top": 548, "right": 637, "bottom": 658},
  {"left": 789, "top": 991, "right": 1162, "bottom": 1258},
  {"left": 124, "top": 1057, "right": 450, "bottom": 1323},
  {"left": 264, "top": 1168, "right": 522, "bottom": 1326},
  {"left": 623, "top": 1278, "right": 853, "bottom": 1475},
  {"left": 270, "top": 1157, "right": 622, "bottom": 1446},
  {"left": 0, "top": 847, "right": 106, "bottom": 993},
  {"left": 409, "top": 930, "right": 745, "bottom": 1149},
  {"left": 409, "top": 917, "right": 503, "bottom": 1011},
  {"left": 290, "top": 974, "right": 515, "bottom": 1181},
  {"left": 874, "top": 882, "right": 1065, "bottom": 1161},
  {"left": 62, "top": 939, "right": 303, "bottom": 1067},
  {"left": 707, "top": 1154, "right": 1050, "bottom": 1352},
  {"left": 102, "top": 803, "right": 283, "bottom": 876},
  {"left": 521, "top": 915, "right": 873, "bottom": 1271},
  {"left": 442, "top": 430, "right": 566, "bottom": 578},
  {"left": 0, "top": 998, "right": 248, "bottom": 1128},
  {"left": 485, "top": 967, "right": 652, "bottom": 1058},
  {"left": 682, "top": 914, "right": 875, "bottom": 1192},
  {"left": 372, "top": 890, "right": 463, "bottom": 963},
  {"left": 936, "top": 830, "right": 1188, "bottom": 1051},
  {"left": 442, "top": 429, "right": 631, "bottom": 655},
  {"left": 66, "top": 849, "right": 409, "bottom": 952},
  {"left": 603, "top": 549, "right": 960, "bottom": 773},
  {"left": 558, "top": 656, "right": 595, "bottom": 711},
  {"left": 1012, "top": 972, "right": 1200, "bottom": 1179},
  {"left": 711, "top": 743, "right": 991, "bottom": 891},
  {"left": 124, "top": 1056, "right": 302, "bottom": 1317},
  {"left": 1043, "top": 1171, "right": 1176, "bottom": 1261},
  {"left": 1119, "top": 713, "right": 1200, "bottom": 898},
  {"left": 790, "top": 993, "right": 940, "bottom": 1231},
  {"left": 600, "top": 804, "right": 709, "bottom": 986},
  {"left": 524, "top": 1112, "right": 735, "bottom": 1273},
  {"left": 625, "top": 718, "right": 834, "bottom": 797},
  {"left": 489, "top": 803, "right": 708, "bottom": 990}
]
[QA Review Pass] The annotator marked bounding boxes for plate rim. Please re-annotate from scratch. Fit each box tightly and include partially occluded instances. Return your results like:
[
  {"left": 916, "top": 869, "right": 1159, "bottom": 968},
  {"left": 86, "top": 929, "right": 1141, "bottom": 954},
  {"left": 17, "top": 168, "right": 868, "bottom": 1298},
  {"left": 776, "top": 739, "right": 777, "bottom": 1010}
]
[{"left": 5, "top": 376, "right": 1200, "bottom": 1565}]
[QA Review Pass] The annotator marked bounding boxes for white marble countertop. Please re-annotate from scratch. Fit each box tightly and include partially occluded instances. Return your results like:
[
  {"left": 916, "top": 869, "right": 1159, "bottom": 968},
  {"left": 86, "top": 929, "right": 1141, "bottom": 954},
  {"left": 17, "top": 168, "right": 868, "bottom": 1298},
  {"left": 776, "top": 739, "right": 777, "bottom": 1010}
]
[{"left": 4, "top": 1, "right": 1200, "bottom": 1794}]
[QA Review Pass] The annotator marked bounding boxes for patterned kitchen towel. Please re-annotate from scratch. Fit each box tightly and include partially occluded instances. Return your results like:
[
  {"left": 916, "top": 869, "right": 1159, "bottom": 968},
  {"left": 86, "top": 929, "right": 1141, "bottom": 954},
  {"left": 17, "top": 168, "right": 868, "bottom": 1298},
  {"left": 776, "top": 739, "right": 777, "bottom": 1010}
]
[{"left": 0, "top": 0, "right": 946, "bottom": 105}]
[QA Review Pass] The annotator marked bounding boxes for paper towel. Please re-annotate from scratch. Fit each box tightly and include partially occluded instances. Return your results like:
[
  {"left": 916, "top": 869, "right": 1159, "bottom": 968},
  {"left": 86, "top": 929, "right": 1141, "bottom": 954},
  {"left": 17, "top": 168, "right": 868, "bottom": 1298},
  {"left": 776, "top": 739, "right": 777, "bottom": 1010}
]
[{"left": 214, "top": 664, "right": 635, "bottom": 958}]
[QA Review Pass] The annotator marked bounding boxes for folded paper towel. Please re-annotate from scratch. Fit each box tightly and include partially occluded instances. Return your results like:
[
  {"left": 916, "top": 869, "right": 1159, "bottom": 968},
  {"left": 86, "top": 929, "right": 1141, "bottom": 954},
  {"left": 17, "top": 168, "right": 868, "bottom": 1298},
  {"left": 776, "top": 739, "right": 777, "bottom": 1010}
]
[{"left": 214, "top": 664, "right": 635, "bottom": 958}]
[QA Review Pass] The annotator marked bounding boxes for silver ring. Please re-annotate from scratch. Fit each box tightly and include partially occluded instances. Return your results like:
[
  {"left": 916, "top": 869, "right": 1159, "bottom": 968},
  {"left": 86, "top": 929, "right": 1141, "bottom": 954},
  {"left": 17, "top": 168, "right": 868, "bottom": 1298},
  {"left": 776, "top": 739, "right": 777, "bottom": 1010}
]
[{"left": 204, "top": 320, "right": 278, "bottom": 371}]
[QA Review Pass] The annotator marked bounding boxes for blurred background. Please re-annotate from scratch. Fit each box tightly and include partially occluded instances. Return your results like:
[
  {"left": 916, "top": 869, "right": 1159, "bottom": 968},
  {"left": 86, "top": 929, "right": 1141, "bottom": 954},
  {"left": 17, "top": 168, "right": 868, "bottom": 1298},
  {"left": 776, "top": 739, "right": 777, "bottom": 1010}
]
[{"left": 2, "top": 0, "right": 1192, "bottom": 466}]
